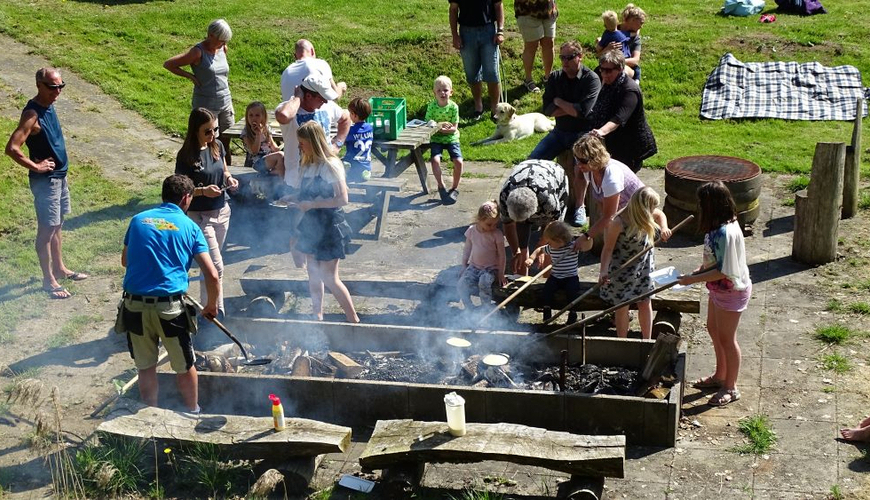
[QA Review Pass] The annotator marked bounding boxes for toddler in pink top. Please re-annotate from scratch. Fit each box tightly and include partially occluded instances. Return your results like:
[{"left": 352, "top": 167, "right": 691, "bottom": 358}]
[{"left": 458, "top": 201, "right": 507, "bottom": 310}]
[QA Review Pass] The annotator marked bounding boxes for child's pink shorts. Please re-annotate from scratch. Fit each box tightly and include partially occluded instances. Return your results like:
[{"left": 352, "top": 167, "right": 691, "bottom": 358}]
[{"left": 707, "top": 283, "right": 752, "bottom": 312}]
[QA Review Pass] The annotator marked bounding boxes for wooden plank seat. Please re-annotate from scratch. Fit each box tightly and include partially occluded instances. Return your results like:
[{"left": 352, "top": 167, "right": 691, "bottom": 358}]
[
  {"left": 492, "top": 277, "right": 701, "bottom": 314},
  {"left": 97, "top": 405, "right": 352, "bottom": 461},
  {"left": 359, "top": 419, "right": 624, "bottom": 499},
  {"left": 240, "top": 266, "right": 452, "bottom": 306}
]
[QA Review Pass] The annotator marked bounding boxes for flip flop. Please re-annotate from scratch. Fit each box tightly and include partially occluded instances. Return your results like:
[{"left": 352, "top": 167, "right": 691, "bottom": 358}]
[
  {"left": 44, "top": 286, "right": 71, "bottom": 299},
  {"left": 63, "top": 272, "right": 89, "bottom": 281},
  {"left": 708, "top": 388, "right": 741, "bottom": 407}
]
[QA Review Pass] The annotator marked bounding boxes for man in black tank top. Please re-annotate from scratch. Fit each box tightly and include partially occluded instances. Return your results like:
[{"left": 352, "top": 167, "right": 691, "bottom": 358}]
[{"left": 5, "top": 67, "right": 88, "bottom": 299}]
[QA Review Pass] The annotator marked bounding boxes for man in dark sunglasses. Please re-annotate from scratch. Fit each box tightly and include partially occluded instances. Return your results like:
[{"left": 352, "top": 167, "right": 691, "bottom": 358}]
[
  {"left": 529, "top": 40, "right": 601, "bottom": 227},
  {"left": 5, "top": 67, "right": 87, "bottom": 299}
]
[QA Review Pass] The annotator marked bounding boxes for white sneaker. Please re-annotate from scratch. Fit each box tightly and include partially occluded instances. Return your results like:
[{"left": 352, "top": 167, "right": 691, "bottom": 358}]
[{"left": 572, "top": 206, "right": 588, "bottom": 227}]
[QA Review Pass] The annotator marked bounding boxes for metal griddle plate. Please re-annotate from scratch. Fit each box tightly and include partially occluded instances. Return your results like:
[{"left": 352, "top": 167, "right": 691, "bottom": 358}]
[{"left": 666, "top": 155, "right": 761, "bottom": 182}]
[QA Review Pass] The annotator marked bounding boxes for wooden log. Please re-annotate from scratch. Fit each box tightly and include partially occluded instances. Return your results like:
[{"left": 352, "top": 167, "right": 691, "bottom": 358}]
[
  {"left": 358, "top": 420, "right": 625, "bottom": 478},
  {"left": 97, "top": 406, "right": 351, "bottom": 461},
  {"left": 254, "top": 455, "right": 323, "bottom": 494},
  {"left": 557, "top": 475, "right": 605, "bottom": 500},
  {"left": 652, "top": 310, "right": 682, "bottom": 339},
  {"left": 640, "top": 333, "right": 681, "bottom": 382},
  {"left": 328, "top": 351, "right": 364, "bottom": 378},
  {"left": 842, "top": 97, "right": 863, "bottom": 219},
  {"left": 792, "top": 142, "right": 846, "bottom": 265}
]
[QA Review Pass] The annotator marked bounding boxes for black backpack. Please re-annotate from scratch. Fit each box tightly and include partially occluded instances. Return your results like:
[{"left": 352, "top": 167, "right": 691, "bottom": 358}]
[{"left": 775, "top": 0, "right": 827, "bottom": 15}]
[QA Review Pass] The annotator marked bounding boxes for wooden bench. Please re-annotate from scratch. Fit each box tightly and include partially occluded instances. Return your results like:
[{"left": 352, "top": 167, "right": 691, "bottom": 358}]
[
  {"left": 372, "top": 124, "right": 437, "bottom": 194},
  {"left": 347, "top": 176, "right": 406, "bottom": 240},
  {"left": 358, "top": 419, "right": 625, "bottom": 500},
  {"left": 240, "top": 266, "right": 452, "bottom": 308},
  {"left": 97, "top": 405, "right": 352, "bottom": 491},
  {"left": 227, "top": 165, "right": 406, "bottom": 240}
]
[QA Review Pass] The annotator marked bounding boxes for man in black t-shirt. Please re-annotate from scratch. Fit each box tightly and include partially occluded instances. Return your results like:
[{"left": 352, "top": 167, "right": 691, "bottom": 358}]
[{"left": 448, "top": 0, "right": 505, "bottom": 120}]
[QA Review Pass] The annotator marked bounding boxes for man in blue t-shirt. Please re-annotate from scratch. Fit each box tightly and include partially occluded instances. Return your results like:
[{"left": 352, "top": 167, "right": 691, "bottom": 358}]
[
  {"left": 5, "top": 67, "right": 88, "bottom": 299},
  {"left": 118, "top": 174, "right": 220, "bottom": 413}
]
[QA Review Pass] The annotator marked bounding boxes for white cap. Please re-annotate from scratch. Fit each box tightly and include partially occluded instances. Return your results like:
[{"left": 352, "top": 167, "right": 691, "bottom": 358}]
[
  {"left": 444, "top": 391, "right": 465, "bottom": 406},
  {"left": 301, "top": 73, "right": 338, "bottom": 101}
]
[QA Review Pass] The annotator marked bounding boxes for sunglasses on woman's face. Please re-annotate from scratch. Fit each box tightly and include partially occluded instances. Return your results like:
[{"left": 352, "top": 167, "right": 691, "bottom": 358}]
[
  {"left": 203, "top": 126, "right": 219, "bottom": 136},
  {"left": 574, "top": 156, "right": 589, "bottom": 164}
]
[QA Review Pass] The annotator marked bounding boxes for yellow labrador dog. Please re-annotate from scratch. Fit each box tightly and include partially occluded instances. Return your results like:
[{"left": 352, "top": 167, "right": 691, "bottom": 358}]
[{"left": 472, "top": 102, "right": 554, "bottom": 146}]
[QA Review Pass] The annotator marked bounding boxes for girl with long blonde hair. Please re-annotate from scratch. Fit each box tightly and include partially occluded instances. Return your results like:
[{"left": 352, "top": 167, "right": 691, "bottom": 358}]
[
  {"left": 598, "top": 186, "right": 670, "bottom": 338},
  {"left": 291, "top": 121, "right": 359, "bottom": 323}
]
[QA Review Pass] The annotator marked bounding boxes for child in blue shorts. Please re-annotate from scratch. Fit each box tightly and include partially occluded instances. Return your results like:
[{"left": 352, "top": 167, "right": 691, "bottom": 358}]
[
  {"left": 425, "top": 75, "right": 463, "bottom": 205},
  {"left": 343, "top": 98, "right": 374, "bottom": 183}
]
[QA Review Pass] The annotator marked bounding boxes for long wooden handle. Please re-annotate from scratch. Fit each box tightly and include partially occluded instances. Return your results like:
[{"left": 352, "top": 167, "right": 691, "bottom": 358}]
[
  {"left": 549, "top": 264, "right": 716, "bottom": 336},
  {"left": 90, "top": 351, "right": 169, "bottom": 418},
  {"left": 544, "top": 214, "right": 694, "bottom": 325},
  {"left": 477, "top": 264, "right": 552, "bottom": 325}
]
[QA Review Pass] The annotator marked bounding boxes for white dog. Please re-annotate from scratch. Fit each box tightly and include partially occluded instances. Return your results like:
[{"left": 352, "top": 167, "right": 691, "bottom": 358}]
[{"left": 472, "top": 102, "right": 554, "bottom": 146}]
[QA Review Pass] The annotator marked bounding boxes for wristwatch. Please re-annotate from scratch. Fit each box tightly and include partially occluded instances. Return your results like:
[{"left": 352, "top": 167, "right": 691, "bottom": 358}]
[{"left": 333, "top": 139, "right": 344, "bottom": 148}]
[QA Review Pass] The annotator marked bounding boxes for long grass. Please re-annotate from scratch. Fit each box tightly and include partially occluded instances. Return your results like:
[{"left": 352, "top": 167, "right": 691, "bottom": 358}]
[{"left": 0, "top": 0, "right": 867, "bottom": 170}]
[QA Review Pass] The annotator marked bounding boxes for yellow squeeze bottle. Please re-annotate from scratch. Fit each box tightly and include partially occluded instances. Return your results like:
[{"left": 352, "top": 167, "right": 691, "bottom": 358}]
[{"left": 269, "top": 394, "right": 285, "bottom": 431}]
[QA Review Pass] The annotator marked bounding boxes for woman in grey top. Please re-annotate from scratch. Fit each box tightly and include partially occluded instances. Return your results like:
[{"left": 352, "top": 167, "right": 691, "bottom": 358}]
[{"left": 164, "top": 19, "right": 235, "bottom": 164}]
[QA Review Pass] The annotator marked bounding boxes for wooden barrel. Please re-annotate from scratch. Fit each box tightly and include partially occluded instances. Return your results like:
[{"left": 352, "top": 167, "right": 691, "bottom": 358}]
[{"left": 663, "top": 156, "right": 762, "bottom": 235}]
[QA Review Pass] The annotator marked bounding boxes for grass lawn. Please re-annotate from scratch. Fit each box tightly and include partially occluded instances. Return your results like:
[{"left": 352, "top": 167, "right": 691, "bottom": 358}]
[{"left": 0, "top": 0, "right": 867, "bottom": 171}]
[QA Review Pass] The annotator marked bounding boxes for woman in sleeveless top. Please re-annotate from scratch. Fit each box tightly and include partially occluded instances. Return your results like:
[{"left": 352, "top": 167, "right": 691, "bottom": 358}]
[
  {"left": 290, "top": 121, "right": 359, "bottom": 323},
  {"left": 164, "top": 19, "right": 235, "bottom": 164}
]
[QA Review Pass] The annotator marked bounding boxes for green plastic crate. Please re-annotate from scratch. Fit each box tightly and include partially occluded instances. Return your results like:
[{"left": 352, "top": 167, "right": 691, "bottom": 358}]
[{"left": 367, "top": 97, "right": 406, "bottom": 140}]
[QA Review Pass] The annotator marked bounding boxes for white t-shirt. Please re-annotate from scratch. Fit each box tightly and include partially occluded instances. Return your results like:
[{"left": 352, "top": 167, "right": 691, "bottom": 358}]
[
  {"left": 299, "top": 158, "right": 344, "bottom": 191},
  {"left": 280, "top": 58, "right": 334, "bottom": 101},
  {"left": 277, "top": 100, "right": 343, "bottom": 187}
]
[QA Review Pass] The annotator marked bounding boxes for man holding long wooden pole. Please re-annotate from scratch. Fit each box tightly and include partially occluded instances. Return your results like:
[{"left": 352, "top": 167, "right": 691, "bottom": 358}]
[{"left": 116, "top": 175, "right": 220, "bottom": 413}]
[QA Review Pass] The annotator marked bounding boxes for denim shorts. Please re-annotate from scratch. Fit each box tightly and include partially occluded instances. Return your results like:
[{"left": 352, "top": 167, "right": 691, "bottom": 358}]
[
  {"left": 29, "top": 175, "right": 70, "bottom": 227},
  {"left": 430, "top": 142, "right": 463, "bottom": 160},
  {"left": 459, "top": 24, "right": 500, "bottom": 84}
]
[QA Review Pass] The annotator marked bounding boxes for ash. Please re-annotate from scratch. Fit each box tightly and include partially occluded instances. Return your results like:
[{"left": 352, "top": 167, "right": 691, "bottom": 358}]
[
  {"left": 350, "top": 353, "right": 452, "bottom": 384},
  {"left": 530, "top": 363, "right": 639, "bottom": 395}
]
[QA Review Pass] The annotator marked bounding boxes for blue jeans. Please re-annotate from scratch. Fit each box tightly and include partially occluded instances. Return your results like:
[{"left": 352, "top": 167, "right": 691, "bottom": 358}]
[
  {"left": 529, "top": 128, "right": 583, "bottom": 161},
  {"left": 459, "top": 25, "right": 499, "bottom": 84}
]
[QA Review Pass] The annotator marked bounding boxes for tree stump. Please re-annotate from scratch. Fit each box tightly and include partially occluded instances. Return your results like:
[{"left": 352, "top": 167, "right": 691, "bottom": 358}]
[
  {"left": 842, "top": 97, "right": 863, "bottom": 219},
  {"left": 792, "top": 142, "right": 846, "bottom": 265}
]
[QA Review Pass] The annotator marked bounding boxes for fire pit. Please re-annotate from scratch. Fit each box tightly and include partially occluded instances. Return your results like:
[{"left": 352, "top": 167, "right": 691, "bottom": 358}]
[{"left": 155, "top": 319, "right": 685, "bottom": 446}]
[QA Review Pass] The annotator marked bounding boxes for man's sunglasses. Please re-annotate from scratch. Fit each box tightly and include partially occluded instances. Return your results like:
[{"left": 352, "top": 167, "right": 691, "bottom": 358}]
[
  {"left": 41, "top": 81, "right": 66, "bottom": 90},
  {"left": 559, "top": 53, "right": 579, "bottom": 61}
]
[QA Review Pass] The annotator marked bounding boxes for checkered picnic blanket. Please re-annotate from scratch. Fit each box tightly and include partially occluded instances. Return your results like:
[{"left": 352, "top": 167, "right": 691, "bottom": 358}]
[{"left": 700, "top": 53, "right": 869, "bottom": 120}]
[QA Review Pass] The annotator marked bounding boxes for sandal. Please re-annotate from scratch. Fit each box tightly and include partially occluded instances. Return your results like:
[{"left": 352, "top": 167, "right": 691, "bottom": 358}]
[
  {"left": 62, "top": 272, "right": 89, "bottom": 281},
  {"left": 691, "top": 376, "right": 723, "bottom": 389},
  {"left": 523, "top": 79, "right": 541, "bottom": 93},
  {"left": 708, "top": 388, "right": 741, "bottom": 407},
  {"left": 43, "top": 285, "right": 71, "bottom": 299}
]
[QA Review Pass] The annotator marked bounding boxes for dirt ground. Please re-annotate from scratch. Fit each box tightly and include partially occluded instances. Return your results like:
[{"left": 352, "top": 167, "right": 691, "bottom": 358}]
[{"left": 3, "top": 32, "right": 870, "bottom": 499}]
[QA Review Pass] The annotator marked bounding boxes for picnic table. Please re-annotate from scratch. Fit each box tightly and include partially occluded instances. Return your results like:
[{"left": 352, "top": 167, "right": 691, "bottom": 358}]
[
  {"left": 371, "top": 123, "right": 437, "bottom": 194},
  {"left": 223, "top": 113, "right": 436, "bottom": 194}
]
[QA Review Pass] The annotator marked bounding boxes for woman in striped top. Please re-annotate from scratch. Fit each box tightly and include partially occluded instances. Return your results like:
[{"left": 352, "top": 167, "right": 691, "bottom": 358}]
[{"left": 526, "top": 221, "right": 592, "bottom": 325}]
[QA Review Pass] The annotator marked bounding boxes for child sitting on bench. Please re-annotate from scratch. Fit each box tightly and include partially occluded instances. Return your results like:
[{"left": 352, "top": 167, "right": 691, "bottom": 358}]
[{"left": 241, "top": 101, "right": 284, "bottom": 179}]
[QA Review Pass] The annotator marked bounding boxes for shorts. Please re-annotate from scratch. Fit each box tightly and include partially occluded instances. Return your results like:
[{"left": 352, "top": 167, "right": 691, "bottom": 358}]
[
  {"left": 516, "top": 15, "right": 556, "bottom": 42},
  {"left": 459, "top": 25, "right": 500, "bottom": 84},
  {"left": 252, "top": 154, "right": 268, "bottom": 174},
  {"left": 122, "top": 295, "right": 196, "bottom": 373},
  {"left": 430, "top": 142, "right": 463, "bottom": 160},
  {"left": 192, "top": 99, "right": 236, "bottom": 134},
  {"left": 29, "top": 175, "right": 70, "bottom": 227},
  {"left": 707, "top": 283, "right": 752, "bottom": 313}
]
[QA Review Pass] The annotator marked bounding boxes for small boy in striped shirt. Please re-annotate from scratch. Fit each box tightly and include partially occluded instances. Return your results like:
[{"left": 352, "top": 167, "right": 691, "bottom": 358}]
[{"left": 526, "top": 221, "right": 592, "bottom": 324}]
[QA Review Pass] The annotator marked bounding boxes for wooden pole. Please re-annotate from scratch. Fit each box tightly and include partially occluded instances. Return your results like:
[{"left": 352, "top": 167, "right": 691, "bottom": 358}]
[
  {"left": 476, "top": 264, "right": 552, "bottom": 326},
  {"left": 793, "top": 142, "right": 846, "bottom": 265},
  {"left": 90, "top": 351, "right": 169, "bottom": 418},
  {"left": 842, "top": 97, "right": 863, "bottom": 219}
]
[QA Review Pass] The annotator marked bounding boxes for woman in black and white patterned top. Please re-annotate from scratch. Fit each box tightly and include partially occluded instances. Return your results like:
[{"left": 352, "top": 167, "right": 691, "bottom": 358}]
[{"left": 498, "top": 159, "right": 569, "bottom": 274}]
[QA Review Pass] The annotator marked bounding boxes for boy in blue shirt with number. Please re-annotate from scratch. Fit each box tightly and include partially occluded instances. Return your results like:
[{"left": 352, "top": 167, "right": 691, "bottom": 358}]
[{"left": 343, "top": 98, "right": 373, "bottom": 183}]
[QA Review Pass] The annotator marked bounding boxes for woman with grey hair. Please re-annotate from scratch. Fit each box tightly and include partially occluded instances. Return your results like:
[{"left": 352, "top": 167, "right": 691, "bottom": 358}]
[
  {"left": 164, "top": 19, "right": 236, "bottom": 164},
  {"left": 588, "top": 49, "right": 656, "bottom": 173},
  {"left": 498, "top": 159, "right": 569, "bottom": 274}
]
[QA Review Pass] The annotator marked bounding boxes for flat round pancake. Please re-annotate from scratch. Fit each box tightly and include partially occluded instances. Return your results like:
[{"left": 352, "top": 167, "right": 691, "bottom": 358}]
[{"left": 446, "top": 337, "right": 471, "bottom": 348}]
